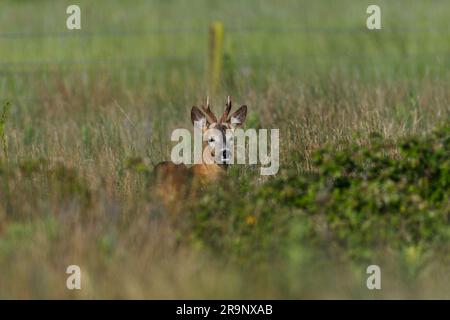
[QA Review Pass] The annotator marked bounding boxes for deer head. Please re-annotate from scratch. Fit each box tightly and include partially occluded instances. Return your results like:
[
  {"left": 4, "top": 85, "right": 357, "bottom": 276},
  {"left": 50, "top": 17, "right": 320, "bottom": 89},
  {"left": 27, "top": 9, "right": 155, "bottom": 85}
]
[{"left": 191, "top": 96, "right": 247, "bottom": 166}]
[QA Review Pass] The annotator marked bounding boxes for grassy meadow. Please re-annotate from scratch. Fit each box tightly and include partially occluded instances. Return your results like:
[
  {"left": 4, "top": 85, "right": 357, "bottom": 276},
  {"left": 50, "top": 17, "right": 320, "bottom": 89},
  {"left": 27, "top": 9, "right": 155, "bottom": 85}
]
[{"left": 0, "top": 0, "right": 449, "bottom": 298}]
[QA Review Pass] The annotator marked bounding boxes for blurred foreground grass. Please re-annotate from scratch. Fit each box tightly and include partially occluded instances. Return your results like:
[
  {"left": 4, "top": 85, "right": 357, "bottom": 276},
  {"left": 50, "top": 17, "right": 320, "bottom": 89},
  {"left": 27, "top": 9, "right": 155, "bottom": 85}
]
[{"left": 0, "top": 0, "right": 449, "bottom": 298}]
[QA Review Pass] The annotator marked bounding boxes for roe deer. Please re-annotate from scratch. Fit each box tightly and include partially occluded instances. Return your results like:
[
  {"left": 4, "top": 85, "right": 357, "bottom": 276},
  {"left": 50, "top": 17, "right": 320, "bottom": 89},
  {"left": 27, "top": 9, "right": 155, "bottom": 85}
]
[{"left": 154, "top": 96, "right": 247, "bottom": 209}]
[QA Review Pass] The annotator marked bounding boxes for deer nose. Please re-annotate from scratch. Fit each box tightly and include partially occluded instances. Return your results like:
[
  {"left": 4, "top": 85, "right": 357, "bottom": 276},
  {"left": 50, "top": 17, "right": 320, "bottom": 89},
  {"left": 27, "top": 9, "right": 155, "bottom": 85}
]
[{"left": 221, "top": 149, "right": 231, "bottom": 162}]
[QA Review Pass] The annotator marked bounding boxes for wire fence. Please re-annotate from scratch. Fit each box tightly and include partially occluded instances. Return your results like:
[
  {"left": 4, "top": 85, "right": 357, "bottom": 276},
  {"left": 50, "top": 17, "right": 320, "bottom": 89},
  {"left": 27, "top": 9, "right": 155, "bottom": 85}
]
[
  {"left": 0, "top": 26, "right": 449, "bottom": 39},
  {"left": 0, "top": 60, "right": 448, "bottom": 80},
  {"left": 0, "top": 26, "right": 449, "bottom": 78},
  {"left": 0, "top": 52, "right": 447, "bottom": 70}
]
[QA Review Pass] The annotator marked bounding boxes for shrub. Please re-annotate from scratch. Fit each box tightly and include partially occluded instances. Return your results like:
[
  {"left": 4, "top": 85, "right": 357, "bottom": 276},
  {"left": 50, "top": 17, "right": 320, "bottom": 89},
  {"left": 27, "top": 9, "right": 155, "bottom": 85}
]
[{"left": 186, "top": 125, "right": 450, "bottom": 263}]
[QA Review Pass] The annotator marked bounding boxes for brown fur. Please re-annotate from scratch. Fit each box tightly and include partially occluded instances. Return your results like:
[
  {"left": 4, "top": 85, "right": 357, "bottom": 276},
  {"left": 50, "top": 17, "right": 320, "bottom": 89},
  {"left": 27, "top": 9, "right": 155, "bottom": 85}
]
[{"left": 153, "top": 159, "right": 225, "bottom": 213}]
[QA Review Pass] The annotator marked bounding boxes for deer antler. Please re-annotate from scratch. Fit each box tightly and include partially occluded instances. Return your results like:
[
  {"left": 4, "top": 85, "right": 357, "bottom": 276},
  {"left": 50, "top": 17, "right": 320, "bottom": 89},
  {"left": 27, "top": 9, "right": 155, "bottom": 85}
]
[
  {"left": 201, "top": 96, "right": 218, "bottom": 123},
  {"left": 220, "top": 96, "right": 232, "bottom": 123}
]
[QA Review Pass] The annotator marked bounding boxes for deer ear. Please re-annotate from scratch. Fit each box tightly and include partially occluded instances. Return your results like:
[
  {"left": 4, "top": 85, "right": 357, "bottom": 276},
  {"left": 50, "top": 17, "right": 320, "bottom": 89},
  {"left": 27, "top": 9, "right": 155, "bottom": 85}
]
[
  {"left": 191, "top": 106, "right": 208, "bottom": 129},
  {"left": 230, "top": 105, "right": 247, "bottom": 128}
]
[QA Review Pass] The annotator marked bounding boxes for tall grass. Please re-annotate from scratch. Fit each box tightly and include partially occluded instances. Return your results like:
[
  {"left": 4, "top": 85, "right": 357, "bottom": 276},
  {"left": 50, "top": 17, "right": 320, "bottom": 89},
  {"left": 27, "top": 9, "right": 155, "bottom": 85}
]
[{"left": 0, "top": 0, "right": 449, "bottom": 298}]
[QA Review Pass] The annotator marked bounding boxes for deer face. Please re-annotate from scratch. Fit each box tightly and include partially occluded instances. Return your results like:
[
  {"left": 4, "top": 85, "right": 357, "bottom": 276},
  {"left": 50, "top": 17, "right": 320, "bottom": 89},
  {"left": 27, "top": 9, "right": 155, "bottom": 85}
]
[{"left": 191, "top": 96, "right": 247, "bottom": 166}]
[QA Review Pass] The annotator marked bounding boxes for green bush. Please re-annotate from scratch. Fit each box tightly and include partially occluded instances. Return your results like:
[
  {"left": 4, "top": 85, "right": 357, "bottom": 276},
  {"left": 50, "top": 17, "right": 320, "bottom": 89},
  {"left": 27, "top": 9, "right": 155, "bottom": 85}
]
[{"left": 187, "top": 125, "right": 450, "bottom": 263}]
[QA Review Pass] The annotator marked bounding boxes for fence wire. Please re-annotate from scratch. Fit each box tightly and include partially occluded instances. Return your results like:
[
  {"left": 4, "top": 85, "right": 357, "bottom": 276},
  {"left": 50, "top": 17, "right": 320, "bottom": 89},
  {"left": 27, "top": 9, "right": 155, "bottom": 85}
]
[
  {"left": 0, "top": 27, "right": 448, "bottom": 76},
  {"left": 0, "top": 26, "right": 449, "bottom": 39}
]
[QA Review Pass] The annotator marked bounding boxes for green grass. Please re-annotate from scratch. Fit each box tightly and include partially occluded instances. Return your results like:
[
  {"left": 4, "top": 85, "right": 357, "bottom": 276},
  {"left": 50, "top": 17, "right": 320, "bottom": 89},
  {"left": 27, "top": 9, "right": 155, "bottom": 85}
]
[{"left": 0, "top": 0, "right": 449, "bottom": 298}]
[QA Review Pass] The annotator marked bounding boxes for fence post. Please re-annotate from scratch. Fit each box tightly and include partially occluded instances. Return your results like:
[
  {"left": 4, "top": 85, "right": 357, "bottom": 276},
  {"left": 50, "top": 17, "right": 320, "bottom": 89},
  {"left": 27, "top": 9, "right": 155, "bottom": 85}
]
[
  {"left": 208, "top": 21, "right": 224, "bottom": 96},
  {"left": 0, "top": 101, "right": 10, "bottom": 158}
]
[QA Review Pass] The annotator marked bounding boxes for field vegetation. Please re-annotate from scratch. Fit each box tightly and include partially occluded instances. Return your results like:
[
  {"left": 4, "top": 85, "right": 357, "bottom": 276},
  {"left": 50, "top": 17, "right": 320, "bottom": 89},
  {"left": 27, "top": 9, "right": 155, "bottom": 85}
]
[{"left": 0, "top": 0, "right": 449, "bottom": 298}]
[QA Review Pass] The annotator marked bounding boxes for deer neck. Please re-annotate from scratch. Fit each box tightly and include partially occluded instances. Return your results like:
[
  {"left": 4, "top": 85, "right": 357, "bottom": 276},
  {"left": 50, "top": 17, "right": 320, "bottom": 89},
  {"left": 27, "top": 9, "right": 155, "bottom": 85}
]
[{"left": 190, "top": 144, "right": 227, "bottom": 182}]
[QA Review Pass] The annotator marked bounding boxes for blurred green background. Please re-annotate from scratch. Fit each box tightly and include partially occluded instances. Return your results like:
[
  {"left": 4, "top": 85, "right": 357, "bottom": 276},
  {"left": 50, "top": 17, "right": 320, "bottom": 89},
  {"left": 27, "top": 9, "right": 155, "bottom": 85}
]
[
  {"left": 1, "top": 0, "right": 449, "bottom": 84},
  {"left": 0, "top": 0, "right": 449, "bottom": 299}
]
